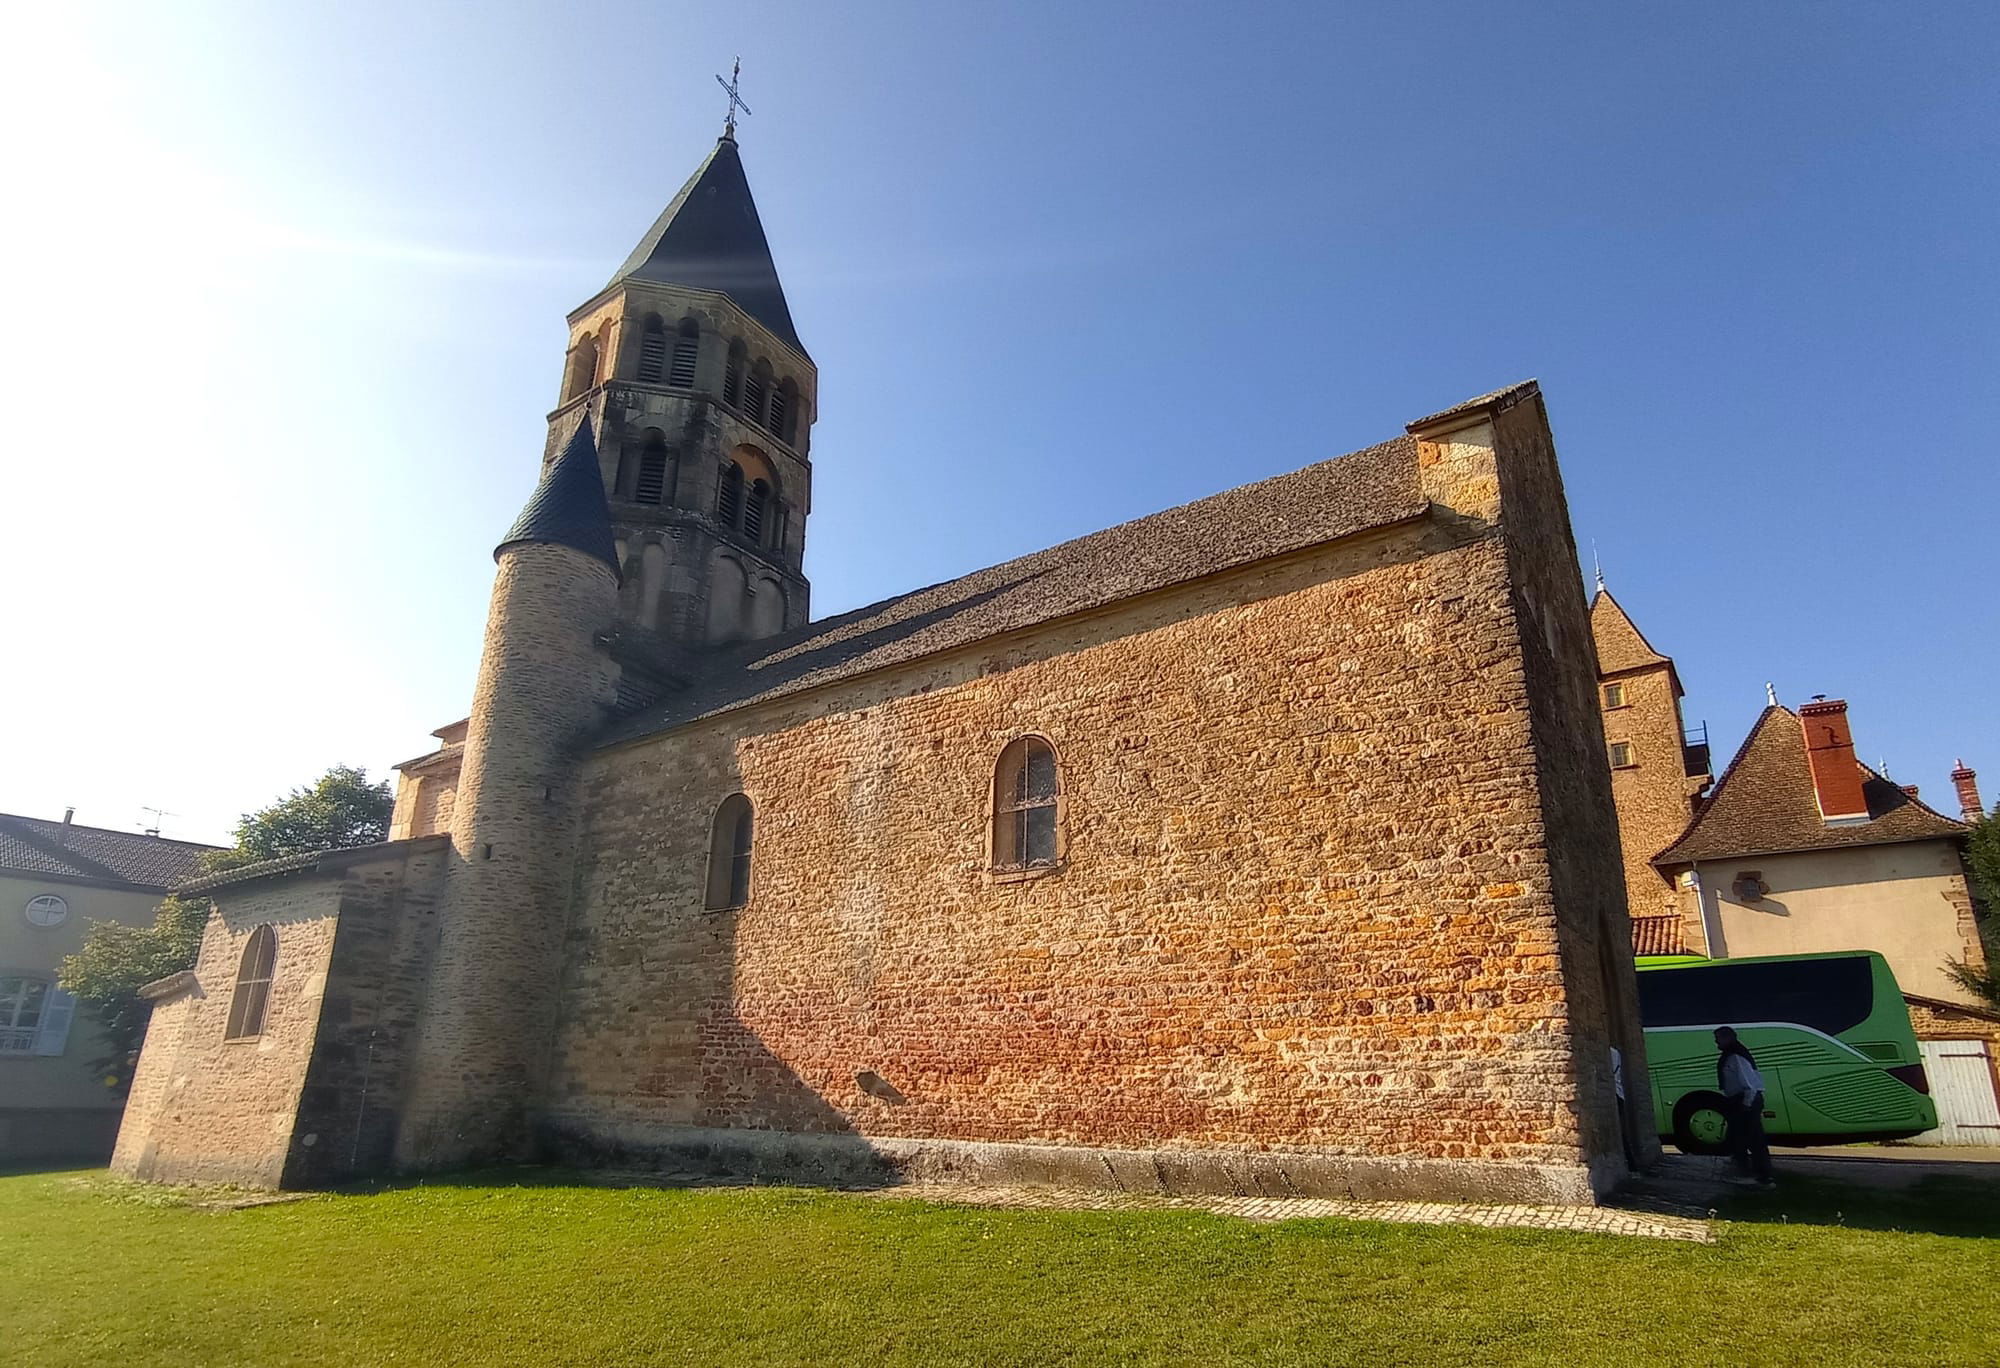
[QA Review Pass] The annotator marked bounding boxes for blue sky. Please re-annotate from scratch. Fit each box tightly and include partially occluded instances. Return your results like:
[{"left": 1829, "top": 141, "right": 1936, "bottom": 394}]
[{"left": 3, "top": 2, "right": 1995, "bottom": 843}]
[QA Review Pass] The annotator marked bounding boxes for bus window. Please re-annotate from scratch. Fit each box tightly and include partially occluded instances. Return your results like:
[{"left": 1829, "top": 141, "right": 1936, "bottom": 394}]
[{"left": 1636, "top": 956, "right": 1873, "bottom": 1037}]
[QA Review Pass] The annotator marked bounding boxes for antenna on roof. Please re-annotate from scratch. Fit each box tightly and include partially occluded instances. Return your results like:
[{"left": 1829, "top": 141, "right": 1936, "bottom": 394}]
[
  {"left": 1765, "top": 682, "right": 1778, "bottom": 706},
  {"left": 139, "top": 806, "right": 177, "bottom": 838}
]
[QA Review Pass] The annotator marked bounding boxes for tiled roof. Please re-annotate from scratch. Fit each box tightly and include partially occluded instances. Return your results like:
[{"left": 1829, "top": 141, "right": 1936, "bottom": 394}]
[
  {"left": 1589, "top": 589, "right": 1672, "bottom": 676},
  {"left": 602, "top": 430, "right": 1430, "bottom": 746},
  {"left": 0, "top": 813, "right": 220, "bottom": 890},
  {"left": 610, "top": 135, "right": 805, "bottom": 358},
  {"left": 178, "top": 836, "right": 451, "bottom": 896},
  {"left": 1654, "top": 706, "right": 1966, "bottom": 865},
  {"left": 497, "top": 419, "right": 619, "bottom": 576}
]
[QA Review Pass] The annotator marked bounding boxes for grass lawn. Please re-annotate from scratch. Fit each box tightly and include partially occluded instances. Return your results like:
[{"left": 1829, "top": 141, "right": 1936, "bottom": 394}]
[{"left": 4, "top": 1167, "right": 1996, "bottom": 1367}]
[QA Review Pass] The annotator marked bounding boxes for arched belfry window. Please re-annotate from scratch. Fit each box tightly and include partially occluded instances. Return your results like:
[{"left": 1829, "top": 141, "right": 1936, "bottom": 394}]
[
  {"left": 743, "top": 359, "right": 770, "bottom": 420},
  {"left": 774, "top": 379, "right": 800, "bottom": 444},
  {"left": 705, "top": 795, "right": 754, "bottom": 910},
  {"left": 225, "top": 925, "right": 277, "bottom": 1040},
  {"left": 723, "top": 341, "right": 746, "bottom": 406},
  {"left": 992, "top": 737, "right": 1062, "bottom": 872},
  {"left": 636, "top": 316, "right": 667, "bottom": 383},
  {"left": 717, "top": 462, "right": 744, "bottom": 528},
  {"left": 563, "top": 333, "right": 600, "bottom": 404},
  {"left": 635, "top": 434, "right": 672, "bottom": 505},
  {"left": 743, "top": 478, "right": 771, "bottom": 543},
  {"left": 669, "top": 318, "right": 700, "bottom": 387}
]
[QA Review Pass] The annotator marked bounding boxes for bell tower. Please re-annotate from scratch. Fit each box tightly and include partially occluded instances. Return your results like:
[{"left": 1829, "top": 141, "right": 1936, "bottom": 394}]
[{"left": 545, "top": 124, "right": 814, "bottom": 652}]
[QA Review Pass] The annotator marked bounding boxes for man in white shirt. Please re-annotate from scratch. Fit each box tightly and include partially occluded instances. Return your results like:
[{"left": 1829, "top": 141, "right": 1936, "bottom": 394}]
[{"left": 1714, "top": 1026, "right": 1775, "bottom": 1188}]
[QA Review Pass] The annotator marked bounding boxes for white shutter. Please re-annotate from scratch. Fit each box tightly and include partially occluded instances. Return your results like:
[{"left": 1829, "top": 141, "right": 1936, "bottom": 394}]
[{"left": 34, "top": 987, "right": 76, "bottom": 1056}]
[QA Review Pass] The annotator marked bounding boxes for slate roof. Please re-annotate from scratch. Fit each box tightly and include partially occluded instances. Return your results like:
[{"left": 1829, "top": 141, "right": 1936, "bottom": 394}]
[
  {"left": 496, "top": 419, "right": 620, "bottom": 577},
  {"left": 602, "top": 431, "right": 1430, "bottom": 746},
  {"left": 1590, "top": 589, "right": 1674, "bottom": 676},
  {"left": 611, "top": 135, "right": 806, "bottom": 358},
  {"left": 1654, "top": 706, "right": 1966, "bottom": 865},
  {"left": 0, "top": 813, "right": 219, "bottom": 890}
]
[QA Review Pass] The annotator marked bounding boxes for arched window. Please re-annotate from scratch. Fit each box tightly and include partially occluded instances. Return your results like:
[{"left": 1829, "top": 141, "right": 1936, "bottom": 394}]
[
  {"left": 743, "top": 478, "right": 771, "bottom": 543},
  {"left": 563, "top": 333, "right": 599, "bottom": 403},
  {"left": 705, "top": 795, "right": 754, "bottom": 909},
  {"left": 669, "top": 318, "right": 700, "bottom": 387},
  {"left": 775, "top": 379, "right": 800, "bottom": 444},
  {"left": 743, "top": 360, "right": 769, "bottom": 421},
  {"left": 636, "top": 316, "right": 667, "bottom": 383},
  {"left": 225, "top": 925, "right": 277, "bottom": 1040},
  {"left": 717, "top": 462, "right": 744, "bottom": 528},
  {"left": 723, "top": 341, "right": 745, "bottom": 406},
  {"left": 992, "top": 737, "right": 1062, "bottom": 872},
  {"left": 635, "top": 435, "right": 672, "bottom": 505}
]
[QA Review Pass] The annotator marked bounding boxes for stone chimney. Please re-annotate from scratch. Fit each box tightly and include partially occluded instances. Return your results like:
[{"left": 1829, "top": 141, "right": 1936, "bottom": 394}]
[
  {"left": 1952, "top": 759, "right": 1985, "bottom": 823},
  {"left": 1899, "top": 784, "right": 1920, "bottom": 799},
  {"left": 1799, "top": 698, "right": 1869, "bottom": 823}
]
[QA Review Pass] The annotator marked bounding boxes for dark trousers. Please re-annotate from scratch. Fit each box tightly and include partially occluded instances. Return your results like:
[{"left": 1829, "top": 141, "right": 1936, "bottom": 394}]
[{"left": 1731, "top": 1092, "right": 1773, "bottom": 1181}]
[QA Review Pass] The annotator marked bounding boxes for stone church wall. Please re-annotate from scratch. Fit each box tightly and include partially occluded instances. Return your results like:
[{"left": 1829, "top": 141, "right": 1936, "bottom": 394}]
[
  {"left": 111, "top": 841, "right": 447, "bottom": 1187},
  {"left": 541, "top": 428, "right": 1632, "bottom": 1202},
  {"left": 112, "top": 877, "right": 344, "bottom": 1187}
]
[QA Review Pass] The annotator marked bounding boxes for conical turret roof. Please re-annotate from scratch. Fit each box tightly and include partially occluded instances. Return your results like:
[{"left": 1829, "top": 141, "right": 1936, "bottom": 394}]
[
  {"left": 611, "top": 135, "right": 805, "bottom": 358},
  {"left": 496, "top": 420, "right": 619, "bottom": 578}
]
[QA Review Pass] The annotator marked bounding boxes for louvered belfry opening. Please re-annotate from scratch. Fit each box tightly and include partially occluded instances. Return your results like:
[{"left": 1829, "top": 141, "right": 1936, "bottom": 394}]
[
  {"left": 723, "top": 342, "right": 745, "bottom": 405},
  {"left": 718, "top": 462, "right": 744, "bottom": 528},
  {"left": 767, "top": 386, "right": 788, "bottom": 441},
  {"left": 635, "top": 437, "right": 670, "bottom": 504},
  {"left": 669, "top": 318, "right": 699, "bottom": 386},
  {"left": 636, "top": 316, "right": 667, "bottom": 382},
  {"left": 743, "top": 479, "right": 769, "bottom": 543},
  {"left": 743, "top": 362, "right": 768, "bottom": 422}
]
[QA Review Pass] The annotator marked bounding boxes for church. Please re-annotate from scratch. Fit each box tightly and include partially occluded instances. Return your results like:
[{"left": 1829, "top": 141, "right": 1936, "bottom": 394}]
[{"left": 112, "top": 118, "right": 1655, "bottom": 1203}]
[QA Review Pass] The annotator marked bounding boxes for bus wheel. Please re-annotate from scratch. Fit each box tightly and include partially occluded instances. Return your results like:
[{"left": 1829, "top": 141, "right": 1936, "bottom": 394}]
[{"left": 1672, "top": 1091, "right": 1735, "bottom": 1156}]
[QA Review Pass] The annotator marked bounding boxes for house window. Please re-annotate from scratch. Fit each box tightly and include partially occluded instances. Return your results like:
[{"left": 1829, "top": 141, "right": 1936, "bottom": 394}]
[
  {"left": 0, "top": 975, "right": 50, "bottom": 1054},
  {"left": 225, "top": 925, "right": 277, "bottom": 1040},
  {"left": 636, "top": 315, "right": 667, "bottom": 383},
  {"left": 993, "top": 736, "right": 1062, "bottom": 872},
  {"left": 669, "top": 319, "right": 700, "bottom": 387},
  {"left": 1603, "top": 682, "right": 1626, "bottom": 709},
  {"left": 24, "top": 893, "right": 68, "bottom": 927},
  {"left": 705, "top": 795, "right": 754, "bottom": 910},
  {"left": 1609, "top": 741, "right": 1635, "bottom": 769}
]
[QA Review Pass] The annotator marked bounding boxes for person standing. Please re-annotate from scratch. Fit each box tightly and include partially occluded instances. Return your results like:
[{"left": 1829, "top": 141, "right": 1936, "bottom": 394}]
[{"left": 1714, "top": 1027, "right": 1774, "bottom": 1188}]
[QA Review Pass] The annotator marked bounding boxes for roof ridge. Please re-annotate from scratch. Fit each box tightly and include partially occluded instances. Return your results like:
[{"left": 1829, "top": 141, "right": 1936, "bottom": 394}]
[
  {"left": 0, "top": 813, "right": 130, "bottom": 883},
  {"left": 0, "top": 811, "right": 219, "bottom": 849}
]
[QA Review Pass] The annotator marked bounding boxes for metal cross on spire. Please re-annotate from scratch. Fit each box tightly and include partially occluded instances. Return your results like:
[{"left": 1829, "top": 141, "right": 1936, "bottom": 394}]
[{"left": 716, "top": 57, "right": 751, "bottom": 139}]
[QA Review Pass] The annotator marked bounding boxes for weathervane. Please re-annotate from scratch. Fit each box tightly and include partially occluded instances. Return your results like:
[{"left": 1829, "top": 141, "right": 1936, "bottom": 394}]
[{"left": 716, "top": 57, "right": 751, "bottom": 139}]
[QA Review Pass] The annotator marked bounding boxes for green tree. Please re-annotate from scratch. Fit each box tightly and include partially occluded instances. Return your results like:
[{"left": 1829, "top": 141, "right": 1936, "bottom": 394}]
[
  {"left": 1944, "top": 802, "right": 2000, "bottom": 1011},
  {"left": 59, "top": 765, "right": 395, "bottom": 1088}
]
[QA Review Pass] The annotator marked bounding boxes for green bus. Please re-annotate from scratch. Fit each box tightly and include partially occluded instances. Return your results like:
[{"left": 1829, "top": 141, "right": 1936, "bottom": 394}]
[{"left": 1635, "top": 950, "right": 1937, "bottom": 1154}]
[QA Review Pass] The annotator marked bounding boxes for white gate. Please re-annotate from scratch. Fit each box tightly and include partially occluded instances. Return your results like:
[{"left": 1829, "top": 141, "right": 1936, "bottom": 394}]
[{"left": 1907, "top": 1040, "right": 2000, "bottom": 1146}]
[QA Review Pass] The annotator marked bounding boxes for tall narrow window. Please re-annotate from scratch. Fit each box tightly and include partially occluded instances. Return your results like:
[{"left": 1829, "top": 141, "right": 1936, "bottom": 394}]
[
  {"left": 775, "top": 380, "right": 800, "bottom": 444},
  {"left": 743, "top": 478, "right": 770, "bottom": 543},
  {"left": 992, "top": 737, "right": 1062, "bottom": 872},
  {"left": 705, "top": 795, "right": 755, "bottom": 909},
  {"left": 718, "top": 462, "right": 744, "bottom": 528},
  {"left": 635, "top": 436, "right": 670, "bottom": 505},
  {"left": 562, "top": 334, "right": 600, "bottom": 403},
  {"left": 225, "top": 925, "right": 277, "bottom": 1040},
  {"left": 636, "top": 316, "right": 667, "bottom": 383},
  {"left": 723, "top": 341, "right": 745, "bottom": 406},
  {"left": 743, "top": 361, "right": 769, "bottom": 421},
  {"left": 669, "top": 319, "right": 700, "bottom": 386}
]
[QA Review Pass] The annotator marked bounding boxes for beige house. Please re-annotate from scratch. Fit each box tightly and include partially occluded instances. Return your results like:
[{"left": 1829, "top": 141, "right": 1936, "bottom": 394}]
[{"left": 0, "top": 811, "right": 217, "bottom": 1162}]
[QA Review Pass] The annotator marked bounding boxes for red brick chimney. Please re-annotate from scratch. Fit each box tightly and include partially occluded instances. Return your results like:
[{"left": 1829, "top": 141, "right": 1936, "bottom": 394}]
[
  {"left": 1952, "top": 759, "right": 1985, "bottom": 823},
  {"left": 1799, "top": 698, "right": 1869, "bottom": 823}
]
